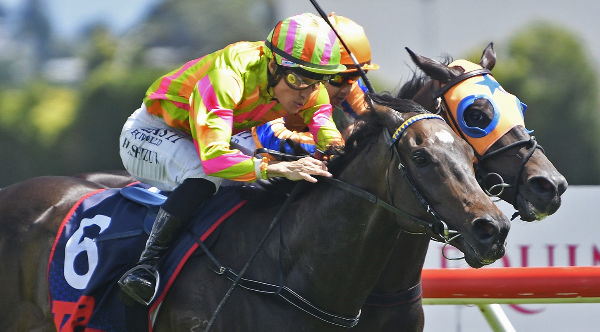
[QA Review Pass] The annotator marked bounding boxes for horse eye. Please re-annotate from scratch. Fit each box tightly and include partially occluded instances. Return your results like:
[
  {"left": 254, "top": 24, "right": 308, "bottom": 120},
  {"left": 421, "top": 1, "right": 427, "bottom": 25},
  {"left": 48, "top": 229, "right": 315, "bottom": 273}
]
[
  {"left": 411, "top": 150, "right": 430, "bottom": 166},
  {"left": 463, "top": 108, "right": 490, "bottom": 129}
]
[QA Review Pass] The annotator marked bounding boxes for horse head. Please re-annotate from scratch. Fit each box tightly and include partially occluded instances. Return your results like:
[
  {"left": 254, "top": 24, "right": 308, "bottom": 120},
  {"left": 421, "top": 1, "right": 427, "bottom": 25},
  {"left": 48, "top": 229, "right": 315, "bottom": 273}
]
[
  {"left": 340, "top": 100, "right": 510, "bottom": 268},
  {"left": 403, "top": 43, "right": 567, "bottom": 221}
]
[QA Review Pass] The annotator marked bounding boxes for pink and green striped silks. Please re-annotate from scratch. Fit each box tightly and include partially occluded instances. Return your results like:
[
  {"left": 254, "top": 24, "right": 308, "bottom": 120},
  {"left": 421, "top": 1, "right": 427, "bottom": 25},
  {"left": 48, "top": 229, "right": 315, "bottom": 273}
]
[{"left": 143, "top": 41, "right": 343, "bottom": 182}]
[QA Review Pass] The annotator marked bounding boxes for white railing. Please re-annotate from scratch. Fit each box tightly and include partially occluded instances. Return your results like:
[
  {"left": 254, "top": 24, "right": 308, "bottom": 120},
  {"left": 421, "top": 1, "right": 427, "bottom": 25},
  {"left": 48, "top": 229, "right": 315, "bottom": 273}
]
[{"left": 422, "top": 267, "right": 600, "bottom": 331}]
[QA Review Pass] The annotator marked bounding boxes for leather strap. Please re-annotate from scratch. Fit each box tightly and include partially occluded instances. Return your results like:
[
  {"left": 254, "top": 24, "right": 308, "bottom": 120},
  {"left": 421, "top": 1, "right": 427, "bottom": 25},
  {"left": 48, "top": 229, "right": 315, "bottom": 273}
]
[
  {"left": 222, "top": 268, "right": 361, "bottom": 328},
  {"left": 433, "top": 68, "right": 492, "bottom": 99},
  {"left": 364, "top": 283, "right": 423, "bottom": 307}
]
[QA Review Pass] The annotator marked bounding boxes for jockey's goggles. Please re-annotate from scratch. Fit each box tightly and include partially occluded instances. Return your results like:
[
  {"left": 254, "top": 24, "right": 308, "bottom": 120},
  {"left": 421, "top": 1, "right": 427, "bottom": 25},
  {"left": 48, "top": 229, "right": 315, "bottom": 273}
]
[
  {"left": 328, "top": 72, "right": 362, "bottom": 87},
  {"left": 283, "top": 70, "right": 329, "bottom": 90}
]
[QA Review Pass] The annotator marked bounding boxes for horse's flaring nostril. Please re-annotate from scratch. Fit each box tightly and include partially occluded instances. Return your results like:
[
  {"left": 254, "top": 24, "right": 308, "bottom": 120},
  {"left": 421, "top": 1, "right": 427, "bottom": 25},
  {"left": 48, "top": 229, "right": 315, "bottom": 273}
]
[
  {"left": 472, "top": 218, "right": 498, "bottom": 242},
  {"left": 528, "top": 176, "right": 558, "bottom": 197}
]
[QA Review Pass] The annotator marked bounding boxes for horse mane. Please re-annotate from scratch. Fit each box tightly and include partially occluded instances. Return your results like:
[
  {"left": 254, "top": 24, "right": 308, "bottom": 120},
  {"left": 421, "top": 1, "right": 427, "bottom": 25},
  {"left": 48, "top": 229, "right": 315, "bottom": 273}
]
[{"left": 397, "top": 72, "right": 428, "bottom": 100}]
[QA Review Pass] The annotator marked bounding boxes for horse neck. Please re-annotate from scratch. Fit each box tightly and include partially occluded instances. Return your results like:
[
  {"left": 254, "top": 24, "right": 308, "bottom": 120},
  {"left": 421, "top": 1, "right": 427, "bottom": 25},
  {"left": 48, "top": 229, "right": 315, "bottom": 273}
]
[{"left": 281, "top": 133, "right": 409, "bottom": 315}]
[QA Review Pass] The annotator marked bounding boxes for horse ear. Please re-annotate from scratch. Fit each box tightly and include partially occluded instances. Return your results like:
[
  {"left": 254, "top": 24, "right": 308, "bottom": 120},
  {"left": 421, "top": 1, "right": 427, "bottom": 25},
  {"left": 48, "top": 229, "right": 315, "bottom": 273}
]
[
  {"left": 479, "top": 42, "right": 496, "bottom": 70},
  {"left": 405, "top": 47, "right": 453, "bottom": 84}
]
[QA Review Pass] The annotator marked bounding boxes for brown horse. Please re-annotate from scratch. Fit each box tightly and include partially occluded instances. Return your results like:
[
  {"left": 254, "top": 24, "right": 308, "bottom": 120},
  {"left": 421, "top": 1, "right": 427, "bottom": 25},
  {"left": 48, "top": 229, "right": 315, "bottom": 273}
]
[
  {"left": 353, "top": 44, "right": 568, "bottom": 331},
  {"left": 0, "top": 101, "right": 510, "bottom": 331}
]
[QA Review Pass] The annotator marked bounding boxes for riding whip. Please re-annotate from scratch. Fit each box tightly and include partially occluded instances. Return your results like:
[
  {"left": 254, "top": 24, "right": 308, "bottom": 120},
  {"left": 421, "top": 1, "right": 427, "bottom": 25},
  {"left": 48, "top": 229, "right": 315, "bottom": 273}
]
[{"left": 308, "top": 0, "right": 376, "bottom": 96}]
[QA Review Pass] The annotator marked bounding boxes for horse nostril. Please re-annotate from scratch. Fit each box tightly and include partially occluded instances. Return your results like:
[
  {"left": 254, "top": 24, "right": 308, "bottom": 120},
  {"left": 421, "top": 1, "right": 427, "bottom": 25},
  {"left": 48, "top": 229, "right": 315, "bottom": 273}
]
[
  {"left": 472, "top": 218, "right": 498, "bottom": 242},
  {"left": 557, "top": 177, "right": 568, "bottom": 196},
  {"left": 528, "top": 176, "right": 557, "bottom": 197}
]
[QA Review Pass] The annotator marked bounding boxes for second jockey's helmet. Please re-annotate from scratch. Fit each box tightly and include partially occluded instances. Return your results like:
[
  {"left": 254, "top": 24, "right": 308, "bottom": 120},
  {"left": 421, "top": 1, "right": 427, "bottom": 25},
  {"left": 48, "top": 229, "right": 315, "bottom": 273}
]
[{"left": 327, "top": 13, "right": 379, "bottom": 73}]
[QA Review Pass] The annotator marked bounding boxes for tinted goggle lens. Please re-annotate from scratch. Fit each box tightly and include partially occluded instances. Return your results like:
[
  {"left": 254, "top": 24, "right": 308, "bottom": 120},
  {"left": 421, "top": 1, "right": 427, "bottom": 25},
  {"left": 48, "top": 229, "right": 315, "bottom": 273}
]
[
  {"left": 328, "top": 74, "right": 361, "bottom": 87},
  {"left": 284, "top": 71, "right": 325, "bottom": 90}
]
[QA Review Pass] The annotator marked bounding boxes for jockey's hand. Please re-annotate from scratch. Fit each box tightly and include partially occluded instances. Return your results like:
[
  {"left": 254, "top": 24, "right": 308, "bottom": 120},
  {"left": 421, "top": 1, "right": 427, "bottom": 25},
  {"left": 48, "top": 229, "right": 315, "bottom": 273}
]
[{"left": 266, "top": 156, "right": 331, "bottom": 183}]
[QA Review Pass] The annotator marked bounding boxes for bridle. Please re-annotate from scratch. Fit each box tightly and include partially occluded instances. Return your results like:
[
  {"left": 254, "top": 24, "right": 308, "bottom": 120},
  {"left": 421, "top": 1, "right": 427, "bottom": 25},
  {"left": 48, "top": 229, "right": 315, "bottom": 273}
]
[
  {"left": 476, "top": 132, "right": 543, "bottom": 205},
  {"left": 431, "top": 67, "right": 545, "bottom": 214},
  {"left": 321, "top": 113, "right": 462, "bottom": 244}
]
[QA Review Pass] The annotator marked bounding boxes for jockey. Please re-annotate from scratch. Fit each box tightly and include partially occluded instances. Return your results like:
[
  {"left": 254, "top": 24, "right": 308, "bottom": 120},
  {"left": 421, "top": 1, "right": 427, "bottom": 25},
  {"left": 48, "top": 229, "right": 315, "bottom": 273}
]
[
  {"left": 234, "top": 13, "right": 379, "bottom": 156},
  {"left": 118, "top": 13, "right": 346, "bottom": 306}
]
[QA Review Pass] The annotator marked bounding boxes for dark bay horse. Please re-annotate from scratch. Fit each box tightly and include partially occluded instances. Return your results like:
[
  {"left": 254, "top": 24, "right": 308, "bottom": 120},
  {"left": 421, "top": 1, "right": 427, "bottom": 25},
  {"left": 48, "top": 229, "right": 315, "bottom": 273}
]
[
  {"left": 0, "top": 101, "right": 510, "bottom": 331},
  {"left": 353, "top": 44, "right": 568, "bottom": 331},
  {"left": 403, "top": 43, "right": 567, "bottom": 222}
]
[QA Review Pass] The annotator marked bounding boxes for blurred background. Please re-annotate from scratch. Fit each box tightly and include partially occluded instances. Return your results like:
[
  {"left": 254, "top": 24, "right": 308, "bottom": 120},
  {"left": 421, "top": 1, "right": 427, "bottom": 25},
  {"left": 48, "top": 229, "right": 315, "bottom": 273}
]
[{"left": 0, "top": 0, "right": 598, "bottom": 187}]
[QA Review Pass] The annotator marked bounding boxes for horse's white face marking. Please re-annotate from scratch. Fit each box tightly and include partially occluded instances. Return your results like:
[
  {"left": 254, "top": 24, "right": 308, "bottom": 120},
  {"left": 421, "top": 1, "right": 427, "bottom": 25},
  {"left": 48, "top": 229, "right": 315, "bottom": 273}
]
[{"left": 435, "top": 130, "right": 455, "bottom": 144}]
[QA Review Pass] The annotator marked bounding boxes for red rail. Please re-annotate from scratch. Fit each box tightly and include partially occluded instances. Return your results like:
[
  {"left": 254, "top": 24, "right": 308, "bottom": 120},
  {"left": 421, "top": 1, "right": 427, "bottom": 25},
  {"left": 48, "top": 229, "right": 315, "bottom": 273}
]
[{"left": 422, "top": 266, "right": 600, "bottom": 302}]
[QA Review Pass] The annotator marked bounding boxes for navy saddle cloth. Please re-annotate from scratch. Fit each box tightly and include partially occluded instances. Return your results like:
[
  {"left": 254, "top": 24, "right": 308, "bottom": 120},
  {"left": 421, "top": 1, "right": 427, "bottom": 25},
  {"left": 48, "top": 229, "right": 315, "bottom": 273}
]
[{"left": 48, "top": 183, "right": 247, "bottom": 332}]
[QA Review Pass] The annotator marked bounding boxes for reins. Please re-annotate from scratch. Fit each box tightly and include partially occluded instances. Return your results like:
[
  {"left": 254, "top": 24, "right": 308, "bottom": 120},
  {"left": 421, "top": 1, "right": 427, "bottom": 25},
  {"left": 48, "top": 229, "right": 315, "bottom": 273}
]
[
  {"left": 316, "top": 129, "right": 460, "bottom": 244},
  {"left": 318, "top": 176, "right": 457, "bottom": 244},
  {"left": 257, "top": 143, "right": 459, "bottom": 240},
  {"left": 199, "top": 114, "right": 463, "bottom": 330}
]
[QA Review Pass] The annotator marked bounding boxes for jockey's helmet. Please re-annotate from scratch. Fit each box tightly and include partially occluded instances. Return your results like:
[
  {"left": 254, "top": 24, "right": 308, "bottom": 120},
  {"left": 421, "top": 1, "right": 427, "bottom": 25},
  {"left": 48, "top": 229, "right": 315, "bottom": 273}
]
[{"left": 265, "top": 13, "right": 346, "bottom": 77}]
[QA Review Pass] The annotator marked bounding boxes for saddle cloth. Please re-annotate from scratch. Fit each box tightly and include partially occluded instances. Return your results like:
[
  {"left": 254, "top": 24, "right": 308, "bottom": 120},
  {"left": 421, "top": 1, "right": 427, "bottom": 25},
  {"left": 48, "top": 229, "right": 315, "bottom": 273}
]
[{"left": 47, "top": 183, "right": 247, "bottom": 332}]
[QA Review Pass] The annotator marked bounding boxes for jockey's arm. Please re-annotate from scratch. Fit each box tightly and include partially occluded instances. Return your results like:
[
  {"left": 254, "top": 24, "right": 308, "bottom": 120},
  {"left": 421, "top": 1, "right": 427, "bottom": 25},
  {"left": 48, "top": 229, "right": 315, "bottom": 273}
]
[{"left": 254, "top": 116, "right": 317, "bottom": 155}]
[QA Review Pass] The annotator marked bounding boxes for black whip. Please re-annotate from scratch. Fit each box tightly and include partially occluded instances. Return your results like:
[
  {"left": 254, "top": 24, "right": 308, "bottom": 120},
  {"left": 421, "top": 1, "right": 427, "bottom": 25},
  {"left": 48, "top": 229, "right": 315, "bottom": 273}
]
[{"left": 308, "top": 0, "right": 376, "bottom": 98}]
